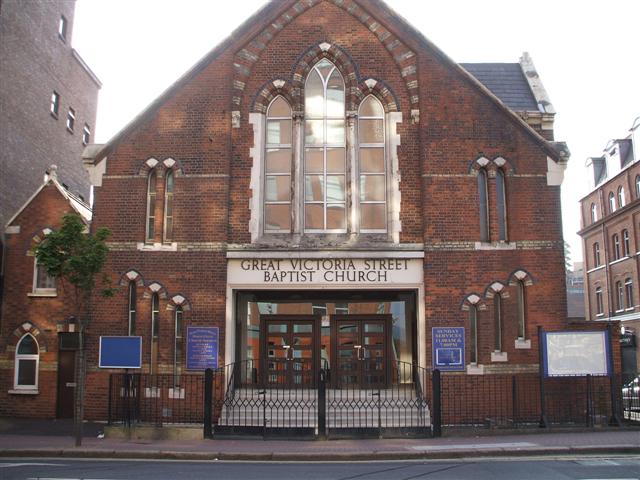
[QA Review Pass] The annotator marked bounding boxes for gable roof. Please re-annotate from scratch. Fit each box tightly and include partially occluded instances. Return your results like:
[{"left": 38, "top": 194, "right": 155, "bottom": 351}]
[
  {"left": 5, "top": 170, "right": 92, "bottom": 230},
  {"left": 88, "top": 0, "right": 561, "bottom": 164},
  {"left": 460, "top": 63, "right": 539, "bottom": 112}
]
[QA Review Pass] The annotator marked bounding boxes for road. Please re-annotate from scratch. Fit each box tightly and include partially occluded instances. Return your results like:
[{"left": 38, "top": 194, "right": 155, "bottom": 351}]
[{"left": 1, "top": 456, "right": 639, "bottom": 480}]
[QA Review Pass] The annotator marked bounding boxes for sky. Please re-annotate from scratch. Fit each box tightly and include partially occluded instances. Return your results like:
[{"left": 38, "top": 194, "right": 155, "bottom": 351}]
[{"left": 72, "top": 0, "right": 640, "bottom": 265}]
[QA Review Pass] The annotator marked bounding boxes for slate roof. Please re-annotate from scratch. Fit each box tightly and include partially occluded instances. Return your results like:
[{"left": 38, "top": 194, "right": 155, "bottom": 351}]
[{"left": 460, "top": 63, "right": 539, "bottom": 112}]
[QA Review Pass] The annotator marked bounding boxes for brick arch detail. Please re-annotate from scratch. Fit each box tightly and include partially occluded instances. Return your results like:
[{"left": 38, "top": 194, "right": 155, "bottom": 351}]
[
  {"left": 234, "top": 0, "right": 418, "bottom": 112},
  {"left": 143, "top": 281, "right": 169, "bottom": 300},
  {"left": 508, "top": 269, "right": 535, "bottom": 287},
  {"left": 6, "top": 322, "right": 48, "bottom": 353},
  {"left": 252, "top": 80, "right": 296, "bottom": 115},
  {"left": 25, "top": 227, "right": 54, "bottom": 255},
  {"left": 468, "top": 155, "right": 516, "bottom": 175},
  {"left": 460, "top": 293, "right": 488, "bottom": 311},
  {"left": 137, "top": 157, "right": 185, "bottom": 177},
  {"left": 118, "top": 269, "right": 145, "bottom": 287},
  {"left": 166, "top": 294, "right": 192, "bottom": 312},
  {"left": 356, "top": 79, "right": 399, "bottom": 113},
  {"left": 484, "top": 281, "right": 510, "bottom": 299}
]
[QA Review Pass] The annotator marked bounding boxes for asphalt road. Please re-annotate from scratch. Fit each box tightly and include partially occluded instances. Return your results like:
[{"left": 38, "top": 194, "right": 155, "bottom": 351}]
[{"left": 1, "top": 456, "right": 639, "bottom": 480}]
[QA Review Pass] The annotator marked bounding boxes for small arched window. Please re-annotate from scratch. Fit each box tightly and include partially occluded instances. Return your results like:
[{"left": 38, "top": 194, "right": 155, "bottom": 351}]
[
  {"left": 593, "top": 242, "right": 601, "bottom": 267},
  {"left": 590, "top": 203, "right": 598, "bottom": 223},
  {"left": 625, "top": 278, "right": 634, "bottom": 310},
  {"left": 358, "top": 95, "right": 386, "bottom": 232},
  {"left": 635, "top": 175, "right": 640, "bottom": 199},
  {"left": 623, "top": 229, "right": 630, "bottom": 257},
  {"left": 164, "top": 170, "right": 175, "bottom": 242},
  {"left": 478, "top": 169, "right": 489, "bottom": 242},
  {"left": 516, "top": 281, "right": 527, "bottom": 340},
  {"left": 304, "top": 59, "right": 346, "bottom": 232},
  {"left": 150, "top": 293, "right": 160, "bottom": 374},
  {"left": 265, "top": 96, "right": 292, "bottom": 232},
  {"left": 618, "top": 186, "right": 625, "bottom": 208},
  {"left": 14, "top": 334, "right": 39, "bottom": 390},
  {"left": 609, "top": 192, "right": 616, "bottom": 213},
  {"left": 469, "top": 305, "right": 478, "bottom": 364},
  {"left": 613, "top": 233, "right": 621, "bottom": 260},
  {"left": 595, "top": 287, "right": 604, "bottom": 315},
  {"left": 128, "top": 281, "right": 136, "bottom": 335},
  {"left": 146, "top": 171, "right": 157, "bottom": 242},
  {"left": 493, "top": 293, "right": 502, "bottom": 352},
  {"left": 496, "top": 169, "right": 507, "bottom": 241}
]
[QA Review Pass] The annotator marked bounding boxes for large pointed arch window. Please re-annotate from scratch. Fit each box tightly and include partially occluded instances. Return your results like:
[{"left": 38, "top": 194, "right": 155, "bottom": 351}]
[
  {"left": 358, "top": 96, "right": 386, "bottom": 231},
  {"left": 265, "top": 96, "right": 292, "bottom": 232},
  {"left": 304, "top": 59, "right": 346, "bottom": 232}
]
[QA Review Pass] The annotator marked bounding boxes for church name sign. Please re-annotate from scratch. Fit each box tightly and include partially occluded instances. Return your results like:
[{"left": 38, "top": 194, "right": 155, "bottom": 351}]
[{"left": 228, "top": 257, "right": 423, "bottom": 286}]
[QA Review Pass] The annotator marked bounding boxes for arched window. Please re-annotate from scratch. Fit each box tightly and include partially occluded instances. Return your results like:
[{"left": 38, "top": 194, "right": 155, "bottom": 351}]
[
  {"left": 593, "top": 242, "right": 601, "bottom": 267},
  {"left": 625, "top": 278, "right": 634, "bottom": 310},
  {"left": 146, "top": 171, "right": 157, "bottom": 242},
  {"left": 618, "top": 186, "right": 625, "bottom": 208},
  {"left": 174, "top": 306, "right": 184, "bottom": 386},
  {"left": 595, "top": 287, "right": 604, "bottom": 315},
  {"left": 635, "top": 175, "right": 640, "bottom": 199},
  {"left": 478, "top": 169, "right": 489, "bottom": 242},
  {"left": 496, "top": 169, "right": 507, "bottom": 241},
  {"left": 150, "top": 293, "right": 159, "bottom": 374},
  {"left": 14, "top": 334, "right": 39, "bottom": 390},
  {"left": 469, "top": 305, "right": 478, "bottom": 364},
  {"left": 616, "top": 281, "right": 624, "bottom": 311},
  {"left": 590, "top": 203, "right": 598, "bottom": 223},
  {"left": 609, "top": 191, "right": 616, "bottom": 213},
  {"left": 265, "top": 96, "right": 292, "bottom": 232},
  {"left": 358, "top": 95, "right": 386, "bottom": 231},
  {"left": 516, "top": 281, "right": 526, "bottom": 340},
  {"left": 164, "top": 170, "right": 175, "bottom": 242},
  {"left": 623, "top": 229, "right": 630, "bottom": 256},
  {"left": 304, "top": 59, "right": 346, "bottom": 232},
  {"left": 493, "top": 293, "right": 502, "bottom": 352},
  {"left": 613, "top": 233, "right": 621, "bottom": 260},
  {"left": 128, "top": 281, "right": 136, "bottom": 335}
]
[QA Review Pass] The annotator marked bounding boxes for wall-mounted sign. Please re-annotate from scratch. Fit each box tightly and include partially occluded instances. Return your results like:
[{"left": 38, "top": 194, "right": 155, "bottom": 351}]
[
  {"left": 541, "top": 330, "right": 611, "bottom": 377},
  {"left": 99, "top": 336, "right": 142, "bottom": 369},
  {"left": 432, "top": 327, "right": 465, "bottom": 371},
  {"left": 227, "top": 257, "right": 423, "bottom": 286},
  {"left": 186, "top": 327, "right": 219, "bottom": 370}
]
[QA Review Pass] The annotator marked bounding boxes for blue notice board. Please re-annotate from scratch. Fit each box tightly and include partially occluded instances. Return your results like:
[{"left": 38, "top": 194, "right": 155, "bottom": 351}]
[
  {"left": 432, "top": 327, "right": 465, "bottom": 371},
  {"left": 99, "top": 336, "right": 142, "bottom": 369},
  {"left": 186, "top": 327, "right": 219, "bottom": 370}
]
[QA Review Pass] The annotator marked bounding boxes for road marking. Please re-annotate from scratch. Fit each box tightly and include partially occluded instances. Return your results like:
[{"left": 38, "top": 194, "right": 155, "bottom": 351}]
[
  {"left": 577, "top": 459, "right": 621, "bottom": 466},
  {"left": 411, "top": 442, "right": 537, "bottom": 451},
  {"left": 0, "top": 463, "right": 64, "bottom": 468}
]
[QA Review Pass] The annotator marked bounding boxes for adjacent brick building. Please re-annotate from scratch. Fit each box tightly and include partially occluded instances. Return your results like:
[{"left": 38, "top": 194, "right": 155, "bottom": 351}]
[
  {"left": 580, "top": 116, "right": 640, "bottom": 379},
  {"left": 0, "top": 0, "right": 100, "bottom": 258},
  {"left": 0, "top": 167, "right": 91, "bottom": 418}
]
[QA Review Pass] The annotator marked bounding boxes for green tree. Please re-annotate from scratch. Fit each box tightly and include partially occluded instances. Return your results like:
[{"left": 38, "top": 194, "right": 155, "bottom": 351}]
[{"left": 34, "top": 213, "right": 111, "bottom": 446}]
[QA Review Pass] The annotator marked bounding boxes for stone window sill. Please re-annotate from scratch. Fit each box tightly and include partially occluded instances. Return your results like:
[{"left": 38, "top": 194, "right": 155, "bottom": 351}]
[
  {"left": 491, "top": 351, "right": 508, "bottom": 362},
  {"left": 28, "top": 292, "right": 57, "bottom": 298},
  {"left": 137, "top": 242, "right": 177, "bottom": 252},
  {"left": 474, "top": 241, "right": 516, "bottom": 251},
  {"left": 515, "top": 338, "right": 531, "bottom": 349},
  {"left": 8, "top": 389, "right": 39, "bottom": 395}
]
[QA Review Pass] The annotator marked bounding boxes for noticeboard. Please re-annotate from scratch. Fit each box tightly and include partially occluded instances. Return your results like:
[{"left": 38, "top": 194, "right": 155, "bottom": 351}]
[
  {"left": 432, "top": 327, "right": 465, "bottom": 371},
  {"left": 99, "top": 336, "right": 142, "bottom": 369},
  {"left": 541, "top": 330, "right": 611, "bottom": 377},
  {"left": 186, "top": 327, "right": 219, "bottom": 370}
]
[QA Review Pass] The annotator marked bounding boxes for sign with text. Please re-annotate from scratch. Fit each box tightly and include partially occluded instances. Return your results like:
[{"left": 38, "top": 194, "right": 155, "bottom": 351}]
[
  {"left": 227, "top": 258, "right": 423, "bottom": 286},
  {"left": 186, "top": 327, "right": 219, "bottom": 370},
  {"left": 432, "top": 327, "right": 465, "bottom": 371},
  {"left": 99, "top": 336, "right": 142, "bottom": 369}
]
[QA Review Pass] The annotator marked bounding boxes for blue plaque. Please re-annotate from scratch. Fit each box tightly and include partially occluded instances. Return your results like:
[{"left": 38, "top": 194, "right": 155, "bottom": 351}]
[
  {"left": 186, "top": 327, "right": 219, "bottom": 370},
  {"left": 432, "top": 327, "right": 465, "bottom": 371},
  {"left": 99, "top": 336, "right": 142, "bottom": 369}
]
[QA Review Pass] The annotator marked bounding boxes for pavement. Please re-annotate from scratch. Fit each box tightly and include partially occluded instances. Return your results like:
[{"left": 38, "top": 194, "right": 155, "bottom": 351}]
[{"left": 0, "top": 419, "right": 639, "bottom": 461}]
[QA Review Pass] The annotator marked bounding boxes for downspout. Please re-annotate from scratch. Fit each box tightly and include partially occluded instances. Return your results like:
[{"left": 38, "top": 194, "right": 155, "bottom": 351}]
[{"left": 600, "top": 188, "right": 613, "bottom": 319}]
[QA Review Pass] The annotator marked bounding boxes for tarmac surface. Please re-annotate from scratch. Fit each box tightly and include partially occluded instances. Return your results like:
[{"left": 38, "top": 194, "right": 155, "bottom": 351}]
[{"left": 0, "top": 419, "right": 638, "bottom": 461}]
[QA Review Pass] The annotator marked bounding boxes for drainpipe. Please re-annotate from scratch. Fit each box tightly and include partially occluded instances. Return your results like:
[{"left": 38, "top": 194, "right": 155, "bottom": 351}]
[{"left": 600, "top": 188, "right": 613, "bottom": 319}]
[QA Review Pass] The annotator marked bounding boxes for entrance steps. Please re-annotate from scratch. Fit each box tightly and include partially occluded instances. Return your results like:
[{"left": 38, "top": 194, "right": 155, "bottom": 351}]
[{"left": 217, "top": 387, "right": 431, "bottom": 429}]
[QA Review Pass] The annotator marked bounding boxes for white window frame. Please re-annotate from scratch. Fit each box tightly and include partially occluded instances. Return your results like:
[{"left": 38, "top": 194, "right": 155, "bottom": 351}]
[
  {"left": 66, "top": 107, "right": 75, "bottom": 132},
  {"left": 14, "top": 334, "right": 39, "bottom": 390},
  {"left": 50, "top": 91, "right": 60, "bottom": 117},
  {"left": 32, "top": 259, "right": 56, "bottom": 296},
  {"left": 58, "top": 15, "right": 67, "bottom": 41},
  {"left": 590, "top": 203, "right": 598, "bottom": 223},
  {"left": 82, "top": 124, "right": 91, "bottom": 146}
]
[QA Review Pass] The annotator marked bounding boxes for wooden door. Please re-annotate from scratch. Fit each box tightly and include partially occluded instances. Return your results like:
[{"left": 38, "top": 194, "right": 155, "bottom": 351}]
[
  {"left": 56, "top": 350, "right": 76, "bottom": 418},
  {"left": 332, "top": 315, "right": 391, "bottom": 388},
  {"left": 261, "top": 315, "right": 320, "bottom": 388}
]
